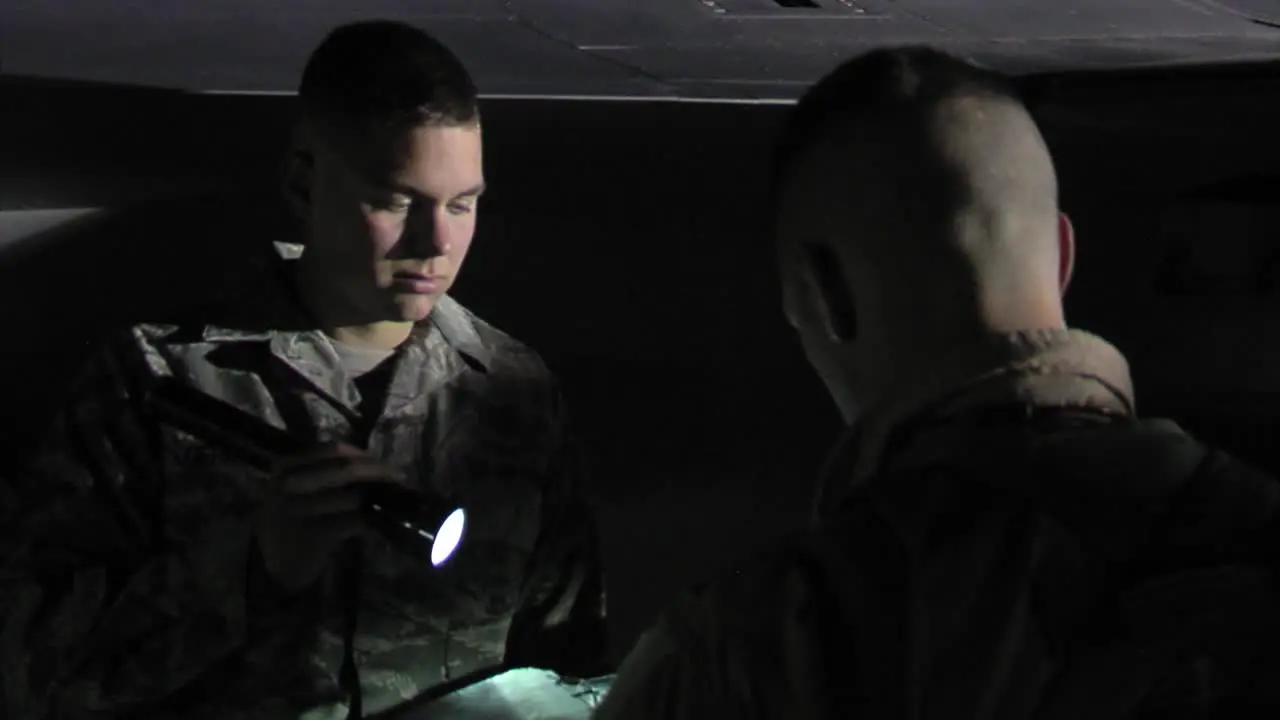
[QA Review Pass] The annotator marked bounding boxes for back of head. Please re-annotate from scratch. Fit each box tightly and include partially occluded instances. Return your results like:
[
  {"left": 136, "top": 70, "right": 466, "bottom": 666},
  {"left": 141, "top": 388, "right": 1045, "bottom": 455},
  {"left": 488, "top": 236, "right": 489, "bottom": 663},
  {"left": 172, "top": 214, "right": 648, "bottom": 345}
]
[{"left": 771, "top": 47, "right": 1069, "bottom": 416}]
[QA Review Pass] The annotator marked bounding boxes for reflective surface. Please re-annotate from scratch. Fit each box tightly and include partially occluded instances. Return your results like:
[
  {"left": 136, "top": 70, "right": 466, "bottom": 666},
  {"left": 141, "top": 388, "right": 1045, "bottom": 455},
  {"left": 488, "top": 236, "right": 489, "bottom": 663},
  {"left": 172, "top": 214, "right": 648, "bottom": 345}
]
[{"left": 398, "top": 669, "right": 612, "bottom": 720}]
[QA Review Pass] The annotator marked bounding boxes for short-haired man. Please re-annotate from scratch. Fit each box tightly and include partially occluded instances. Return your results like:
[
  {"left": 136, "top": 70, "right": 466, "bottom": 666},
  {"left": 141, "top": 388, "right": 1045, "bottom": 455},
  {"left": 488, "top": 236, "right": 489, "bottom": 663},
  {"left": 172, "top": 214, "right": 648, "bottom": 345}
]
[
  {"left": 594, "top": 47, "right": 1280, "bottom": 719},
  {"left": 0, "top": 21, "right": 606, "bottom": 719}
]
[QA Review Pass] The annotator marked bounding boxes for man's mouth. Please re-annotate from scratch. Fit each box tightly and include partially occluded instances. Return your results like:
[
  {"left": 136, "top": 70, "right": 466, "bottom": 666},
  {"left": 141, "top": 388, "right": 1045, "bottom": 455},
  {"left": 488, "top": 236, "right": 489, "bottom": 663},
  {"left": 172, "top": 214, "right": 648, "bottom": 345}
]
[{"left": 391, "top": 272, "right": 445, "bottom": 295}]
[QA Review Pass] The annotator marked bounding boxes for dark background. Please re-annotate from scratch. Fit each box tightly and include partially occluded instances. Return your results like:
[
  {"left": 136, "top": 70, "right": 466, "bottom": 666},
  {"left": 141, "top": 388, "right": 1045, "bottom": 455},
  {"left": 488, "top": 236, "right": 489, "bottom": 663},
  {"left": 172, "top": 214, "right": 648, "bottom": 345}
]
[{"left": 2, "top": 61, "right": 1280, "bottom": 655}]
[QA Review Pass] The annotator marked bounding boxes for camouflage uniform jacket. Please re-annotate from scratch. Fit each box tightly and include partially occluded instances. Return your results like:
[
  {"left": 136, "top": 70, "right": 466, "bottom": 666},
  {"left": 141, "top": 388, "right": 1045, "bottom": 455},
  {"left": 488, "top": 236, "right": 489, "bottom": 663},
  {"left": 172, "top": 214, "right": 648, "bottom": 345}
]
[
  {"left": 596, "top": 329, "right": 1193, "bottom": 719},
  {"left": 598, "top": 329, "right": 1280, "bottom": 718},
  {"left": 0, "top": 263, "right": 607, "bottom": 720}
]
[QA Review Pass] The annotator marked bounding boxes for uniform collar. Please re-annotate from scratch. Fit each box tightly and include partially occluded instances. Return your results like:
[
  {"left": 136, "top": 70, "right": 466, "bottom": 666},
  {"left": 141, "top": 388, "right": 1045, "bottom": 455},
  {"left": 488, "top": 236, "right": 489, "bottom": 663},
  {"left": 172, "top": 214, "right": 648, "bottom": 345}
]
[
  {"left": 200, "top": 245, "right": 493, "bottom": 373},
  {"left": 813, "top": 328, "right": 1136, "bottom": 517},
  {"left": 195, "top": 247, "right": 493, "bottom": 410}
]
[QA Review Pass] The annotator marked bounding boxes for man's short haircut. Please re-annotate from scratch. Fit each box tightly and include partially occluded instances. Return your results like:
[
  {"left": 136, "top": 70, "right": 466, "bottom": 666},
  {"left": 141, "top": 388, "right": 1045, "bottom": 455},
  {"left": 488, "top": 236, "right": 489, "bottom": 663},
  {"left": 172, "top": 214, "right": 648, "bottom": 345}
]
[
  {"left": 299, "top": 20, "right": 480, "bottom": 145},
  {"left": 768, "top": 47, "right": 1022, "bottom": 209}
]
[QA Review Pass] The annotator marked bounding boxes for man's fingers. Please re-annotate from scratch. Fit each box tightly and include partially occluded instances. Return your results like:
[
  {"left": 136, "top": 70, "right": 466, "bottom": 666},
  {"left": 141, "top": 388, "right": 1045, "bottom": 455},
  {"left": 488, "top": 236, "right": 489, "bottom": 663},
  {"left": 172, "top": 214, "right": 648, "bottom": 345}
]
[
  {"left": 278, "top": 461, "right": 409, "bottom": 494},
  {"left": 285, "top": 488, "right": 366, "bottom": 517},
  {"left": 273, "top": 442, "right": 364, "bottom": 473}
]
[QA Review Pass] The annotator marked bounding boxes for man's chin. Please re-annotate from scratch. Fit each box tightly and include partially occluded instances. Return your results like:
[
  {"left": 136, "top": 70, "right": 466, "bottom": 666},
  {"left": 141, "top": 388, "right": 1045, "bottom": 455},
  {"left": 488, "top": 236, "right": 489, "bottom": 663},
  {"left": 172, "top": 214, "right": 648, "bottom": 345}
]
[{"left": 392, "top": 293, "right": 439, "bottom": 322}]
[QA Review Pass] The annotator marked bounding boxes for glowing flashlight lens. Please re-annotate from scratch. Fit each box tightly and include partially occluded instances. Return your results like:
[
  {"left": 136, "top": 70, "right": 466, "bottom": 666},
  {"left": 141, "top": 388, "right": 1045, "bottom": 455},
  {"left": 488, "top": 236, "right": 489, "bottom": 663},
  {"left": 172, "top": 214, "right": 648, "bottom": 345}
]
[{"left": 430, "top": 509, "right": 466, "bottom": 567}]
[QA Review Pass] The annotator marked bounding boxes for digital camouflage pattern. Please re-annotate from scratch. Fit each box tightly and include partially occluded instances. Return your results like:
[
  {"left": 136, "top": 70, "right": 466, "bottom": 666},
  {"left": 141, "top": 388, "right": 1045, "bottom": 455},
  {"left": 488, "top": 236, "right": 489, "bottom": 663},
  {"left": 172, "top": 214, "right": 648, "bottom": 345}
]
[{"left": 0, "top": 260, "right": 607, "bottom": 720}]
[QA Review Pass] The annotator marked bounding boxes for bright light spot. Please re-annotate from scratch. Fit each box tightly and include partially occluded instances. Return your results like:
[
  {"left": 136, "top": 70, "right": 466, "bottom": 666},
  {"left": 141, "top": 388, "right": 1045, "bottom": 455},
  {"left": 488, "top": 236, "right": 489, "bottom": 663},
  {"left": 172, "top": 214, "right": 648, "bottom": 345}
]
[{"left": 430, "top": 508, "right": 466, "bottom": 567}]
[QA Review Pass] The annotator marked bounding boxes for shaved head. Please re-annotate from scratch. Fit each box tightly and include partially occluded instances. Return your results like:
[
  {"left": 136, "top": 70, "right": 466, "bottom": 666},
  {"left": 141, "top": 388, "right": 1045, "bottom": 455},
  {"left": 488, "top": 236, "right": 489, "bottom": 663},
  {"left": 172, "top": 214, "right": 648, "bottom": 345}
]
[{"left": 772, "top": 48, "right": 1072, "bottom": 420}]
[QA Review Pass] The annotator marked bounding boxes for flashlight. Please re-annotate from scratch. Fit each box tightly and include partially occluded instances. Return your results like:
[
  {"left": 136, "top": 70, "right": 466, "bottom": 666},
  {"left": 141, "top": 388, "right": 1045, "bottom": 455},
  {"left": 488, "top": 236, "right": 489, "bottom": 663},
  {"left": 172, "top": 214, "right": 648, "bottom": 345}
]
[{"left": 142, "top": 378, "right": 466, "bottom": 567}]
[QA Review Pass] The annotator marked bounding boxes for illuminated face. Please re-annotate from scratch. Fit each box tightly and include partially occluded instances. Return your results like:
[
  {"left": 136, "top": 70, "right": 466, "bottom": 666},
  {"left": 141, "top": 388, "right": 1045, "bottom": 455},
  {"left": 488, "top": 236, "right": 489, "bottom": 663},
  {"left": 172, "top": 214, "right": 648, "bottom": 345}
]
[{"left": 302, "top": 123, "right": 485, "bottom": 323}]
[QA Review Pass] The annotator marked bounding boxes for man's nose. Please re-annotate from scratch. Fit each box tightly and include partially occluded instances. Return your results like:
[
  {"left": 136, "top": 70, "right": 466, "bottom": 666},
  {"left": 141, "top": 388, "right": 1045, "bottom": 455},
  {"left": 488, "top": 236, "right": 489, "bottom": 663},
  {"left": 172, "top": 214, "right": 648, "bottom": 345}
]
[{"left": 403, "top": 207, "right": 451, "bottom": 258}]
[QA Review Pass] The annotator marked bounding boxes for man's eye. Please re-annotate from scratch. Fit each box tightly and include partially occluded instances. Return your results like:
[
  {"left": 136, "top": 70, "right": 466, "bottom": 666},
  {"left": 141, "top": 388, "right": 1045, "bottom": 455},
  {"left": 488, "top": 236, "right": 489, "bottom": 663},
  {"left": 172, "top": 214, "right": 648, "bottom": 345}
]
[
  {"left": 372, "top": 195, "right": 413, "bottom": 213},
  {"left": 446, "top": 202, "right": 476, "bottom": 216}
]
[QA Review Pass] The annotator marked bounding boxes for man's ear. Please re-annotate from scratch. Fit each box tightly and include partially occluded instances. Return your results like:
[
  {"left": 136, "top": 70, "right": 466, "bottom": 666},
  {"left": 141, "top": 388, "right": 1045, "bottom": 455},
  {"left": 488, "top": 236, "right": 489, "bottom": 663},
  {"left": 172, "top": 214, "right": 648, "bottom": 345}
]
[
  {"left": 803, "top": 243, "right": 857, "bottom": 343},
  {"left": 1058, "top": 212, "right": 1076, "bottom": 297}
]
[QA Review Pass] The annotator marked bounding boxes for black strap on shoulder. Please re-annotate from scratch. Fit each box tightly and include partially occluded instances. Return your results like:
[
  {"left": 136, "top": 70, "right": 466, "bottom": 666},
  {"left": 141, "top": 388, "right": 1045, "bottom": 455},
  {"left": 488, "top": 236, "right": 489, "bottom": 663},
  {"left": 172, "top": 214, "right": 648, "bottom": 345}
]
[
  {"left": 1025, "top": 412, "right": 1280, "bottom": 718},
  {"left": 1034, "top": 438, "right": 1280, "bottom": 720},
  {"left": 1132, "top": 449, "right": 1280, "bottom": 574}
]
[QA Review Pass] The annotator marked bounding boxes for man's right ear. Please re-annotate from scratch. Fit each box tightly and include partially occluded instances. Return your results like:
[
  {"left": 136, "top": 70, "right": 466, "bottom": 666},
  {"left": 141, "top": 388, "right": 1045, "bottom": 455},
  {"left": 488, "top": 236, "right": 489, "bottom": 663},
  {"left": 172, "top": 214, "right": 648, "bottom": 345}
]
[
  {"left": 283, "top": 149, "right": 315, "bottom": 220},
  {"left": 1058, "top": 212, "right": 1076, "bottom": 297}
]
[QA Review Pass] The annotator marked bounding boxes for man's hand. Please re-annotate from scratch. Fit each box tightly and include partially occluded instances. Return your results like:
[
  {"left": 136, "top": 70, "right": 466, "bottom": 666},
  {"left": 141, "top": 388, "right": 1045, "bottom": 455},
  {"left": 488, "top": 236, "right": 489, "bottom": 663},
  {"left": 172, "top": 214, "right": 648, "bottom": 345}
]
[{"left": 253, "top": 442, "right": 411, "bottom": 594}]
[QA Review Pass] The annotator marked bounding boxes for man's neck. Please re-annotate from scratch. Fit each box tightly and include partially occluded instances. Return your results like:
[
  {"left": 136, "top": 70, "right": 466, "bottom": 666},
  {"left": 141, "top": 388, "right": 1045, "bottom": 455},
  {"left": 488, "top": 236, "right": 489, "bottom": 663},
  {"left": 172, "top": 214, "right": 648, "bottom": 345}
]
[
  {"left": 292, "top": 263, "right": 422, "bottom": 351},
  {"left": 324, "top": 321, "right": 415, "bottom": 351}
]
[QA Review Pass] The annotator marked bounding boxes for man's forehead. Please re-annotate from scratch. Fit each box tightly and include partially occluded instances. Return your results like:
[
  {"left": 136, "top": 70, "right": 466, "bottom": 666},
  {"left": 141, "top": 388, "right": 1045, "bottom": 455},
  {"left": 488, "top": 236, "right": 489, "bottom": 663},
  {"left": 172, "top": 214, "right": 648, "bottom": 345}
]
[{"left": 337, "top": 125, "right": 482, "bottom": 185}]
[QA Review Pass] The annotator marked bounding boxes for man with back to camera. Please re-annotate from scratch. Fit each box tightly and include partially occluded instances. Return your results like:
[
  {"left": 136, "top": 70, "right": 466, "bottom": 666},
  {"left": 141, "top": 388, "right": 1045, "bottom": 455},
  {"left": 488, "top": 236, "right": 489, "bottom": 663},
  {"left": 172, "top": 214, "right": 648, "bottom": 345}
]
[
  {"left": 0, "top": 20, "right": 607, "bottom": 719},
  {"left": 595, "top": 47, "right": 1280, "bottom": 718}
]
